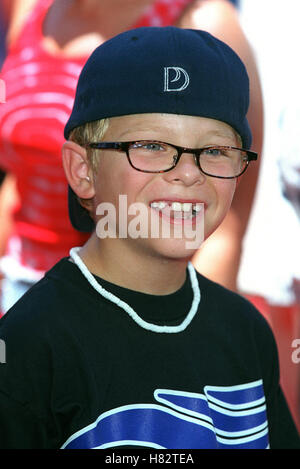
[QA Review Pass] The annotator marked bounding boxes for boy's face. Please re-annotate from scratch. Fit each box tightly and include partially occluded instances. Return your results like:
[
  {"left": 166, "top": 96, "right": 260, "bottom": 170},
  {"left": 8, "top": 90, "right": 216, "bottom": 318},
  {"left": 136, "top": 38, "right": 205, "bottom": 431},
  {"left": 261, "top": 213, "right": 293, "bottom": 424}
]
[{"left": 89, "top": 113, "right": 238, "bottom": 260}]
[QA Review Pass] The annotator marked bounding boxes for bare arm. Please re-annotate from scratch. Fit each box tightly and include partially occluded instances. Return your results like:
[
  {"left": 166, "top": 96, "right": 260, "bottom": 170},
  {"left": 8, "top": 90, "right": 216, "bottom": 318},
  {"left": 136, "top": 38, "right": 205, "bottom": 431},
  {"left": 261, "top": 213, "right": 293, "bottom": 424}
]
[
  {"left": 0, "top": 0, "right": 38, "bottom": 46},
  {"left": 177, "top": 0, "right": 264, "bottom": 291}
]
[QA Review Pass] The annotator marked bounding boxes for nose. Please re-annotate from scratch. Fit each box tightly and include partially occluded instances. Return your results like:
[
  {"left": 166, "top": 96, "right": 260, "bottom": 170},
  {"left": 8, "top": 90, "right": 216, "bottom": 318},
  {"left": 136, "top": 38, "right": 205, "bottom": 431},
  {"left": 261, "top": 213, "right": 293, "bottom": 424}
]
[{"left": 164, "top": 152, "right": 205, "bottom": 186}]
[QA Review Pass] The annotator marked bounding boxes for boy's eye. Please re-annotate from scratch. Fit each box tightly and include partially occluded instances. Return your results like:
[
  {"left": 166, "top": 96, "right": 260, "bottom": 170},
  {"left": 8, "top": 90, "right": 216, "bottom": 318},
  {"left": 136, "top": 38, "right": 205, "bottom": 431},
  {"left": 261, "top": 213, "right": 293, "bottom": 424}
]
[
  {"left": 131, "top": 141, "right": 165, "bottom": 152},
  {"left": 202, "top": 147, "right": 236, "bottom": 158},
  {"left": 202, "top": 148, "right": 222, "bottom": 156}
]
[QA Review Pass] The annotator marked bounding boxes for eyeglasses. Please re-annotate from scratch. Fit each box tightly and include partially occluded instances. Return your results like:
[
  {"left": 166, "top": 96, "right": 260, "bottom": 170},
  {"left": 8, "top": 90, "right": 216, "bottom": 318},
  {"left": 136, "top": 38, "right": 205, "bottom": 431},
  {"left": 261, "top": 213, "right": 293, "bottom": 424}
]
[{"left": 85, "top": 140, "right": 258, "bottom": 179}]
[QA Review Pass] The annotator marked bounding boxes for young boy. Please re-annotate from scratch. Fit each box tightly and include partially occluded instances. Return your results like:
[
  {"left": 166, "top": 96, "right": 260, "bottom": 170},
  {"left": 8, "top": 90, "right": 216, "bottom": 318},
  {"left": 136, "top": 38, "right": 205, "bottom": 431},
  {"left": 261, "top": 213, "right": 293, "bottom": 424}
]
[{"left": 0, "top": 26, "right": 299, "bottom": 449}]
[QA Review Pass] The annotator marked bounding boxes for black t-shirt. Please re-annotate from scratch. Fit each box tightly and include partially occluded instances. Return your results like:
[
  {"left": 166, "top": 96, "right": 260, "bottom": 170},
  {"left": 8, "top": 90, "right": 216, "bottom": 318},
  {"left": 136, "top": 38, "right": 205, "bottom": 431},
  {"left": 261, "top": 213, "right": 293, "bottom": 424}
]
[{"left": 0, "top": 258, "right": 299, "bottom": 449}]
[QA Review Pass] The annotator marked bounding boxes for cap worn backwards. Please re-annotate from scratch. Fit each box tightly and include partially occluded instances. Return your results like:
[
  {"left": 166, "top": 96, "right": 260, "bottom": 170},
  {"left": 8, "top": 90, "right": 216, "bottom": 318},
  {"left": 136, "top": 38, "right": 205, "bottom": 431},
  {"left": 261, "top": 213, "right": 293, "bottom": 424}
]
[{"left": 65, "top": 26, "right": 252, "bottom": 232}]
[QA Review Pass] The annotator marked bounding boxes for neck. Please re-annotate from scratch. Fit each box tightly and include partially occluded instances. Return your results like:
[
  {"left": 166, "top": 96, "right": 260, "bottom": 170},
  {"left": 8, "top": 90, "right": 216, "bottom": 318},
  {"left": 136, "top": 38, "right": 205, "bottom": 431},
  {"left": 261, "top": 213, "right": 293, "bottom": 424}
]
[{"left": 78, "top": 233, "right": 190, "bottom": 296}]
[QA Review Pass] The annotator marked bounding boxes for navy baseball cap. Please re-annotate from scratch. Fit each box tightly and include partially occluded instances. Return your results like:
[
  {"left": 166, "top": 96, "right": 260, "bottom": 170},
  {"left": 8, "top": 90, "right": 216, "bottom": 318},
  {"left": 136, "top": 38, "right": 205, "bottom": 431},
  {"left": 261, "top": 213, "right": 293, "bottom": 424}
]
[{"left": 65, "top": 26, "right": 252, "bottom": 232}]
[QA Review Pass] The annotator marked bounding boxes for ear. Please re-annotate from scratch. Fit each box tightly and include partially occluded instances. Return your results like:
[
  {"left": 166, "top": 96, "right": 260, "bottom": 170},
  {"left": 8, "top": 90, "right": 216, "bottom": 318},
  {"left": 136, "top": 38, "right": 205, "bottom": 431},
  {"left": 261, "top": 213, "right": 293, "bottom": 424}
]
[{"left": 62, "top": 141, "right": 95, "bottom": 200}]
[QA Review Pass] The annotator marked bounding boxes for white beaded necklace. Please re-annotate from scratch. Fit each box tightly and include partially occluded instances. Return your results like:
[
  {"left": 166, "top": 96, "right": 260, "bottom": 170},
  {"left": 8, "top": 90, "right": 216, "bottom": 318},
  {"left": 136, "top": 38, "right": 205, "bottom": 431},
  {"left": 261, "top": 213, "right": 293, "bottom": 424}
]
[{"left": 69, "top": 247, "right": 201, "bottom": 334}]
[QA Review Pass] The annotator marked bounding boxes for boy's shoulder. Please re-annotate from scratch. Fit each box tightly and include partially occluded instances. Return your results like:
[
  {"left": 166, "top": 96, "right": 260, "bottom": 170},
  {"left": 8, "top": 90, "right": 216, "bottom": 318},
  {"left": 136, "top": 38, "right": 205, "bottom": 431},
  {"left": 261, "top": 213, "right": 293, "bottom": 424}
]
[
  {"left": 0, "top": 257, "right": 98, "bottom": 409},
  {"left": 0, "top": 257, "right": 94, "bottom": 334},
  {"left": 198, "top": 270, "right": 258, "bottom": 310},
  {"left": 197, "top": 271, "right": 273, "bottom": 334}
]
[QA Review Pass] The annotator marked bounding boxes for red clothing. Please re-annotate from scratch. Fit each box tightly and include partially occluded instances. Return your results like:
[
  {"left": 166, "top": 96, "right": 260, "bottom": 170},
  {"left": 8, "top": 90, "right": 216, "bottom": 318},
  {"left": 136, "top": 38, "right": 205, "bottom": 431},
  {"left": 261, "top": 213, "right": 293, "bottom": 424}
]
[{"left": 0, "top": 0, "right": 191, "bottom": 275}]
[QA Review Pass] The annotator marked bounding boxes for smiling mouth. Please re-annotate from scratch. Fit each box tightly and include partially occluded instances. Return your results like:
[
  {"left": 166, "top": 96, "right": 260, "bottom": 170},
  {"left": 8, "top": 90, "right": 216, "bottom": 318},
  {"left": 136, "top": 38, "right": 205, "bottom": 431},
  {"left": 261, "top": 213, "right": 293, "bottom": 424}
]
[{"left": 150, "top": 201, "right": 203, "bottom": 220}]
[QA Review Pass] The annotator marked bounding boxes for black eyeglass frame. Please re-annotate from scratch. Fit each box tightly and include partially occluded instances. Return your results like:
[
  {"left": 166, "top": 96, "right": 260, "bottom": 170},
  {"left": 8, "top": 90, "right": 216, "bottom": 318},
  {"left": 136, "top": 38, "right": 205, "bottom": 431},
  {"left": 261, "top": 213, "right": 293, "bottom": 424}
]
[{"left": 85, "top": 141, "right": 258, "bottom": 179}]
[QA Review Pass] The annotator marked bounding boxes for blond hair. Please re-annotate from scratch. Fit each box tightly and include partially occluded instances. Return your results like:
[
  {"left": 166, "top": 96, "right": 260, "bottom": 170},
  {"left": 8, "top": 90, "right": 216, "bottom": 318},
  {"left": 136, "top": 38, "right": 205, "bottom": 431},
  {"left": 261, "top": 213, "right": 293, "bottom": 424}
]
[{"left": 68, "top": 118, "right": 110, "bottom": 173}]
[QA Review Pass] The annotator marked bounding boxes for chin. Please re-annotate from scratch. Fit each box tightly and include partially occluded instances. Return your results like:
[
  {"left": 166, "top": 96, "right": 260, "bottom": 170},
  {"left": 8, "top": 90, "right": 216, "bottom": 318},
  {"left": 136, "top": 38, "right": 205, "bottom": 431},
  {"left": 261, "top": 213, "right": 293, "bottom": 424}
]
[{"left": 147, "top": 237, "right": 203, "bottom": 262}]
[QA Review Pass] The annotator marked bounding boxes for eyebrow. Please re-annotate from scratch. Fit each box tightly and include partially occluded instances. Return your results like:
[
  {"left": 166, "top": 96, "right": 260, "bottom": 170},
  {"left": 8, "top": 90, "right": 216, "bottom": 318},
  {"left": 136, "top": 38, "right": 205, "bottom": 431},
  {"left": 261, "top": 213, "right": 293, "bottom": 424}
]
[
  {"left": 117, "top": 127, "right": 164, "bottom": 139},
  {"left": 204, "top": 130, "right": 237, "bottom": 140}
]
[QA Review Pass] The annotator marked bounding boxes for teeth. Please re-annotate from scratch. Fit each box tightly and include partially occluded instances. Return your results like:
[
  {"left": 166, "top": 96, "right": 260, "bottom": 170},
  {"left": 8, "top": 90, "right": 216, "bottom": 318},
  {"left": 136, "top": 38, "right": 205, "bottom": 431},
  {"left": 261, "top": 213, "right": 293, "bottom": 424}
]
[
  {"left": 171, "top": 202, "right": 192, "bottom": 212},
  {"left": 171, "top": 202, "right": 183, "bottom": 211},
  {"left": 183, "top": 203, "right": 192, "bottom": 212},
  {"left": 150, "top": 201, "right": 202, "bottom": 212},
  {"left": 151, "top": 201, "right": 167, "bottom": 209}
]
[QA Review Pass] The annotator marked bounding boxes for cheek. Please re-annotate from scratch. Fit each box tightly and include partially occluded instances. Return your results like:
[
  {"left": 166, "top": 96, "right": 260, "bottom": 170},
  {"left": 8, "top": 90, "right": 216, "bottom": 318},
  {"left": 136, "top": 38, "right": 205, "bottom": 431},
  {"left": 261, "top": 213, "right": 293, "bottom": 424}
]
[
  {"left": 203, "top": 180, "right": 236, "bottom": 239},
  {"left": 94, "top": 160, "right": 152, "bottom": 207},
  {"left": 212, "top": 179, "right": 237, "bottom": 208}
]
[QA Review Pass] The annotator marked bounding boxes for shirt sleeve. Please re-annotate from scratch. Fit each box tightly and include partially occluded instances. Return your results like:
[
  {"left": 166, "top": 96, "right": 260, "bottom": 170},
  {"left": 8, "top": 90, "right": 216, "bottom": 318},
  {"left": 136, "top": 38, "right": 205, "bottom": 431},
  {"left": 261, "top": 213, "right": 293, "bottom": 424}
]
[
  {"left": 248, "top": 300, "right": 300, "bottom": 448},
  {"left": 267, "top": 384, "right": 300, "bottom": 449},
  {"left": 257, "top": 318, "right": 300, "bottom": 448}
]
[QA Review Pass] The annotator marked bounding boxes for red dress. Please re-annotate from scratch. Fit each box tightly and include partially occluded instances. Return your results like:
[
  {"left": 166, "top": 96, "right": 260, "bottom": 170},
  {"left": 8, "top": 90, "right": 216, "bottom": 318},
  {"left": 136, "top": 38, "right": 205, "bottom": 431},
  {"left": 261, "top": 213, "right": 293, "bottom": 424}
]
[{"left": 0, "top": 0, "right": 191, "bottom": 280}]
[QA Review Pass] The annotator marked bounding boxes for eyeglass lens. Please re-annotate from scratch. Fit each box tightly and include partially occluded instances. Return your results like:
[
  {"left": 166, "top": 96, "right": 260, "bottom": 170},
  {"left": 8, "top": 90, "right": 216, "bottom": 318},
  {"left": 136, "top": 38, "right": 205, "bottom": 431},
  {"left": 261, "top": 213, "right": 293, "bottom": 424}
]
[{"left": 128, "top": 141, "right": 247, "bottom": 177}]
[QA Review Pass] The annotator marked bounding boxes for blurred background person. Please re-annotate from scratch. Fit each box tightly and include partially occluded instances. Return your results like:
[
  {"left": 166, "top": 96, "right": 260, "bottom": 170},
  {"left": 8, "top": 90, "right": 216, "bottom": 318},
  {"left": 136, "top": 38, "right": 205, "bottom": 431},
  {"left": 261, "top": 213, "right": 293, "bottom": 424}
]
[{"left": 0, "top": 0, "right": 19, "bottom": 296}]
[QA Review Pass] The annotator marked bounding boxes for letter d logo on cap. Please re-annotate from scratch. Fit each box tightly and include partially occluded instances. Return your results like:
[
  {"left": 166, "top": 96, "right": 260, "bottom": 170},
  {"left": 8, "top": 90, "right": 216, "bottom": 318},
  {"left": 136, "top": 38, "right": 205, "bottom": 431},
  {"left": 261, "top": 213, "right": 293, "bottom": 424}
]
[{"left": 164, "top": 67, "right": 190, "bottom": 92}]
